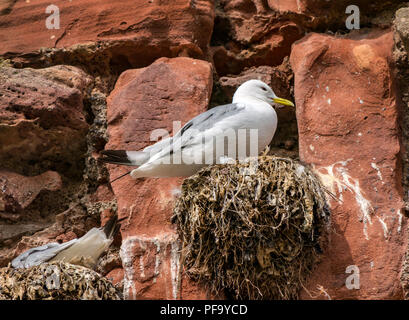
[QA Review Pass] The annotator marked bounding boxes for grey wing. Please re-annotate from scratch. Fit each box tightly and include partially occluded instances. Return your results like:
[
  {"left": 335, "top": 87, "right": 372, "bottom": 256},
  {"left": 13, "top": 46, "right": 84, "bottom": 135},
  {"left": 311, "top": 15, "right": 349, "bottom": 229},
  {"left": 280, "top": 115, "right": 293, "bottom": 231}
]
[
  {"left": 172, "top": 103, "right": 245, "bottom": 151},
  {"left": 11, "top": 239, "right": 77, "bottom": 269},
  {"left": 175, "top": 103, "right": 244, "bottom": 138},
  {"left": 143, "top": 103, "right": 245, "bottom": 163},
  {"left": 143, "top": 136, "right": 173, "bottom": 155},
  {"left": 165, "top": 103, "right": 245, "bottom": 152}
]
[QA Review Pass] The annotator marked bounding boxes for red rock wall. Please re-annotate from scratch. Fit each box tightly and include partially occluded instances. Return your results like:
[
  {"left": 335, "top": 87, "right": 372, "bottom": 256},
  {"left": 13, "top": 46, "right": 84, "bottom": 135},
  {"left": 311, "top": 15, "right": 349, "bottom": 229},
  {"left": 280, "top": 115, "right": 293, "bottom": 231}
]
[
  {"left": 1, "top": 0, "right": 409, "bottom": 300},
  {"left": 106, "top": 57, "right": 213, "bottom": 299},
  {"left": 291, "top": 30, "right": 406, "bottom": 299}
]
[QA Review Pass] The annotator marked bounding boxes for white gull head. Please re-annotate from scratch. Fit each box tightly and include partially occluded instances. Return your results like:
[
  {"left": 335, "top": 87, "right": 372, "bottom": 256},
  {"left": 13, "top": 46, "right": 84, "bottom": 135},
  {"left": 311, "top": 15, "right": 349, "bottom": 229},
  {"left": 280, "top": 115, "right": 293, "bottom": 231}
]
[{"left": 232, "top": 79, "right": 294, "bottom": 107}]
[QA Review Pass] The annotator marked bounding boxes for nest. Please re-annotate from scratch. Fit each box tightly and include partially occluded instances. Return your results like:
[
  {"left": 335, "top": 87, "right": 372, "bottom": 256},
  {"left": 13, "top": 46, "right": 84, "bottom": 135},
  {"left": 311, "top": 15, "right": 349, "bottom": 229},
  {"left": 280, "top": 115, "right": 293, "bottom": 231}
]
[
  {"left": 173, "top": 156, "right": 330, "bottom": 299},
  {"left": 0, "top": 262, "right": 122, "bottom": 300}
]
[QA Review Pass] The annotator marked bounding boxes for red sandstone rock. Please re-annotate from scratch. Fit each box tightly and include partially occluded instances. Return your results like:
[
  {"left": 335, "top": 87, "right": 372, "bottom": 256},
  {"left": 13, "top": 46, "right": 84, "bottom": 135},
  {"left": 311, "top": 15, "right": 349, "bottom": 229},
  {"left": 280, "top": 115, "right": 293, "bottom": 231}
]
[
  {"left": 290, "top": 30, "right": 407, "bottom": 299},
  {"left": 0, "top": 170, "right": 62, "bottom": 212},
  {"left": 0, "top": 65, "right": 94, "bottom": 268},
  {"left": 268, "top": 0, "right": 401, "bottom": 27},
  {"left": 0, "top": 0, "right": 214, "bottom": 64},
  {"left": 268, "top": 0, "right": 352, "bottom": 15},
  {"left": 105, "top": 57, "right": 213, "bottom": 299},
  {"left": 0, "top": 65, "right": 90, "bottom": 176},
  {"left": 0, "top": 63, "right": 94, "bottom": 262},
  {"left": 55, "top": 231, "right": 77, "bottom": 243},
  {"left": 90, "top": 185, "right": 116, "bottom": 205},
  {"left": 211, "top": 0, "right": 304, "bottom": 76},
  {"left": 105, "top": 267, "right": 124, "bottom": 287},
  {"left": 219, "top": 64, "right": 292, "bottom": 102}
]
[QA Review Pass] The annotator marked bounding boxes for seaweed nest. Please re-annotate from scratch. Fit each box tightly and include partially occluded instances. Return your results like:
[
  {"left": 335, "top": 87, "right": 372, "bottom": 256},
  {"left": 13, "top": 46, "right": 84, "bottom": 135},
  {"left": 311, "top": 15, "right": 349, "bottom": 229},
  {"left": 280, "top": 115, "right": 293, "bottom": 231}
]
[
  {"left": 173, "top": 156, "right": 330, "bottom": 299},
  {"left": 0, "top": 262, "right": 122, "bottom": 300}
]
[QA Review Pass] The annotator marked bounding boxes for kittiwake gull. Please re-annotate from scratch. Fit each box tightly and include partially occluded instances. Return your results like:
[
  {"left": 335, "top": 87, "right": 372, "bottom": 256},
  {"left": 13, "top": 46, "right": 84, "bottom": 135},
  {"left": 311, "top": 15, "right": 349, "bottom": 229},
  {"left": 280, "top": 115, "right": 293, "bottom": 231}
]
[
  {"left": 101, "top": 79, "right": 294, "bottom": 179},
  {"left": 11, "top": 216, "right": 124, "bottom": 269}
]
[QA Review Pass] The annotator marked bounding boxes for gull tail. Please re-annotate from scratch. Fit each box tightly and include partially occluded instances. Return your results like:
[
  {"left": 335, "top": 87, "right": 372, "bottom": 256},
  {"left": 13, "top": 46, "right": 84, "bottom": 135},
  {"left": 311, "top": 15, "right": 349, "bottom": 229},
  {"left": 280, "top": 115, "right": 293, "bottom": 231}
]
[
  {"left": 100, "top": 150, "right": 149, "bottom": 166},
  {"left": 102, "top": 216, "right": 125, "bottom": 239}
]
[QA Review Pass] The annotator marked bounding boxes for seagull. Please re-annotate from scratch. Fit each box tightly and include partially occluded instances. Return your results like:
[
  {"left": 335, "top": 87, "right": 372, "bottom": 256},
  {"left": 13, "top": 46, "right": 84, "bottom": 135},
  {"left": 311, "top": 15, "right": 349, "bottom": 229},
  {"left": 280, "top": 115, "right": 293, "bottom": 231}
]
[
  {"left": 101, "top": 79, "right": 294, "bottom": 180},
  {"left": 11, "top": 216, "right": 123, "bottom": 269}
]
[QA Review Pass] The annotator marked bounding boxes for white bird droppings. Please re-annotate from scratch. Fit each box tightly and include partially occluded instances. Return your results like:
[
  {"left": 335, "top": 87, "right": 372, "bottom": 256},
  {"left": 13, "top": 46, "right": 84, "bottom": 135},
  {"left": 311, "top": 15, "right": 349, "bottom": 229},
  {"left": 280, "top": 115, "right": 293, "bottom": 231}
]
[
  {"left": 376, "top": 216, "right": 389, "bottom": 239},
  {"left": 371, "top": 163, "right": 384, "bottom": 184},
  {"left": 295, "top": 164, "right": 305, "bottom": 177},
  {"left": 171, "top": 187, "right": 182, "bottom": 197},
  {"left": 314, "top": 160, "right": 401, "bottom": 240},
  {"left": 170, "top": 241, "right": 181, "bottom": 300},
  {"left": 313, "top": 159, "right": 374, "bottom": 240},
  {"left": 397, "top": 209, "right": 403, "bottom": 233},
  {"left": 120, "top": 233, "right": 180, "bottom": 300}
]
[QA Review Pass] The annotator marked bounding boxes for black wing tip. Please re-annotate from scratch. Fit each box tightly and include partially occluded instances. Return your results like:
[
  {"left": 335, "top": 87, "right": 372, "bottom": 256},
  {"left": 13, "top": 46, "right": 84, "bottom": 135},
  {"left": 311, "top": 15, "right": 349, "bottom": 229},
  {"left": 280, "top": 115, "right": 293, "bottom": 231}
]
[
  {"left": 99, "top": 150, "right": 132, "bottom": 165},
  {"left": 103, "top": 216, "right": 126, "bottom": 239},
  {"left": 100, "top": 150, "right": 127, "bottom": 157}
]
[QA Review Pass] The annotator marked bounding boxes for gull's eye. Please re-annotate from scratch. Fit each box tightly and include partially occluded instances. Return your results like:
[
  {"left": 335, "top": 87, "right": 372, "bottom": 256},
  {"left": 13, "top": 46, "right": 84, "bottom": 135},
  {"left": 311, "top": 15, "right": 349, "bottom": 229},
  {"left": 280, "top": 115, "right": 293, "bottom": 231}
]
[{"left": 261, "top": 87, "right": 267, "bottom": 91}]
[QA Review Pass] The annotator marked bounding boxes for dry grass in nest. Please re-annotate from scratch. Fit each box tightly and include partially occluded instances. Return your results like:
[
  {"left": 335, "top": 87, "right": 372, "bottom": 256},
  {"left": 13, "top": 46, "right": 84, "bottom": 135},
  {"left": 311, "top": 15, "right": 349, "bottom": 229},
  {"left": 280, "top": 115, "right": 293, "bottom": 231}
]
[
  {"left": 0, "top": 262, "right": 122, "bottom": 300},
  {"left": 173, "top": 156, "right": 330, "bottom": 299}
]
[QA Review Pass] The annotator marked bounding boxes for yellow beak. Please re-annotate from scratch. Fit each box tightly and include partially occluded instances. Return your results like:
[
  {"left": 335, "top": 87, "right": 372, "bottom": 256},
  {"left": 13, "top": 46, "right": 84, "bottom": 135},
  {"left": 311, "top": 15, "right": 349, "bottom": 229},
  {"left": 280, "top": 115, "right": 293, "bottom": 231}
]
[{"left": 272, "top": 97, "right": 295, "bottom": 107}]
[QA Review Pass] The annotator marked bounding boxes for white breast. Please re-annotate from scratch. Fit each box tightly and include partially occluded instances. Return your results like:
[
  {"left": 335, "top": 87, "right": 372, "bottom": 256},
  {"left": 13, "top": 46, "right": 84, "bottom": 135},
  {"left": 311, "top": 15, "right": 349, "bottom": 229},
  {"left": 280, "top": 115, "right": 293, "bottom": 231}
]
[{"left": 235, "top": 99, "right": 278, "bottom": 154}]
